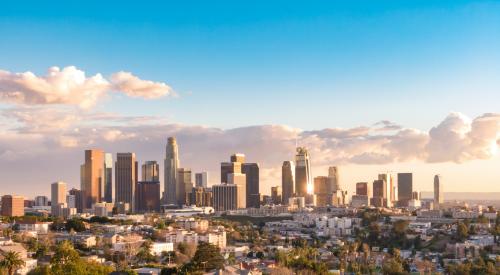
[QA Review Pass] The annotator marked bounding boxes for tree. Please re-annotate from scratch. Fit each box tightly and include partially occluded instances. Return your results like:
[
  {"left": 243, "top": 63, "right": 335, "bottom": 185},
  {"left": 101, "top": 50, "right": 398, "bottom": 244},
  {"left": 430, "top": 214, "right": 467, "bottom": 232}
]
[
  {"left": 187, "top": 242, "right": 224, "bottom": 272},
  {"left": 0, "top": 251, "right": 25, "bottom": 275},
  {"left": 136, "top": 240, "right": 155, "bottom": 264},
  {"left": 456, "top": 222, "right": 469, "bottom": 241},
  {"left": 65, "top": 218, "right": 86, "bottom": 232},
  {"left": 382, "top": 258, "right": 406, "bottom": 275},
  {"left": 51, "top": 241, "right": 80, "bottom": 266}
]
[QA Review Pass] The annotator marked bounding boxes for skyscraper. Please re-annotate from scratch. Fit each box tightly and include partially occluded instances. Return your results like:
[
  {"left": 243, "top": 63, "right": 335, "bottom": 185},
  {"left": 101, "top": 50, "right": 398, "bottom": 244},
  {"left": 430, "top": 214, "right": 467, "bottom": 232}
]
[
  {"left": 356, "top": 182, "right": 372, "bottom": 197},
  {"left": 51, "top": 181, "right": 67, "bottom": 216},
  {"left": 314, "top": 176, "right": 334, "bottom": 207},
  {"left": 328, "top": 166, "right": 340, "bottom": 192},
  {"left": 212, "top": 184, "right": 240, "bottom": 211},
  {"left": 281, "top": 161, "right": 295, "bottom": 204},
  {"left": 81, "top": 149, "right": 104, "bottom": 209},
  {"left": 115, "top": 153, "right": 138, "bottom": 211},
  {"left": 69, "top": 188, "right": 83, "bottom": 213},
  {"left": 371, "top": 179, "right": 387, "bottom": 207},
  {"left": 295, "top": 147, "right": 311, "bottom": 197},
  {"left": 195, "top": 172, "right": 208, "bottom": 188},
  {"left": 177, "top": 168, "right": 192, "bottom": 205},
  {"left": 221, "top": 154, "right": 244, "bottom": 184},
  {"left": 104, "top": 153, "right": 113, "bottom": 203},
  {"left": 434, "top": 175, "right": 443, "bottom": 208},
  {"left": 228, "top": 172, "right": 246, "bottom": 208},
  {"left": 271, "top": 186, "right": 282, "bottom": 204},
  {"left": 397, "top": 173, "right": 413, "bottom": 207},
  {"left": 137, "top": 181, "right": 161, "bottom": 213},
  {"left": 1, "top": 195, "right": 24, "bottom": 217},
  {"left": 242, "top": 163, "right": 260, "bottom": 208},
  {"left": 378, "top": 173, "right": 394, "bottom": 207},
  {"left": 164, "top": 137, "right": 180, "bottom": 205},
  {"left": 142, "top": 161, "right": 159, "bottom": 182}
]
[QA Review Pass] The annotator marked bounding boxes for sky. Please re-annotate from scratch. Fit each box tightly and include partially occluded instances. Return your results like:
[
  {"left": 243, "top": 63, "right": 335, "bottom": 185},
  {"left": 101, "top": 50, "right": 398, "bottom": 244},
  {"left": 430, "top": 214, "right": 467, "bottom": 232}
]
[{"left": 0, "top": 1, "right": 499, "bottom": 198}]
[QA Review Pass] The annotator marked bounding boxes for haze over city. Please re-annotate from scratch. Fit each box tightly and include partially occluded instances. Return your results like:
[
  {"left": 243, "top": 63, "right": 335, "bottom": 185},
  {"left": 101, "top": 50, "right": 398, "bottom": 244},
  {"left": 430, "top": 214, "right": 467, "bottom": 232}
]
[{"left": 0, "top": 1, "right": 499, "bottom": 197}]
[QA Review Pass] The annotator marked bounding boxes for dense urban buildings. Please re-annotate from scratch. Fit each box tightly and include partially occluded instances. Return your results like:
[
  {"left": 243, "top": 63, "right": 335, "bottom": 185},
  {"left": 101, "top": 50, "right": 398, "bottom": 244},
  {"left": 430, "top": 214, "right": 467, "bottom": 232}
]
[
  {"left": 271, "top": 186, "right": 282, "bottom": 204},
  {"left": 164, "top": 137, "right": 180, "bottom": 205},
  {"left": 177, "top": 168, "right": 193, "bottom": 206},
  {"left": 136, "top": 181, "right": 160, "bottom": 212},
  {"left": 328, "top": 166, "right": 340, "bottom": 192},
  {"left": 51, "top": 181, "right": 67, "bottom": 216},
  {"left": 220, "top": 154, "right": 243, "bottom": 184},
  {"left": 142, "top": 160, "right": 159, "bottom": 182},
  {"left": 186, "top": 187, "right": 213, "bottom": 207},
  {"left": 115, "top": 152, "right": 138, "bottom": 211}
]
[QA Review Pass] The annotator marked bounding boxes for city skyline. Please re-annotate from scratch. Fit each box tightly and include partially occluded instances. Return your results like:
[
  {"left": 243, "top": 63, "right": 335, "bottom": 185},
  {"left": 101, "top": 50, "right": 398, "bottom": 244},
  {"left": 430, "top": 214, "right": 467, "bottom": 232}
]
[{"left": 0, "top": 1, "right": 499, "bottom": 197}]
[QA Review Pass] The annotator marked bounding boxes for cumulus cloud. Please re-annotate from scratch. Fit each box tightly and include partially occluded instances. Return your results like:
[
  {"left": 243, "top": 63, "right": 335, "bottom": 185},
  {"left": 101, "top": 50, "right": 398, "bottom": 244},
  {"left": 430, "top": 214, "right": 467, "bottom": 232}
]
[
  {"left": 110, "top": 71, "right": 174, "bottom": 99},
  {"left": 0, "top": 66, "right": 174, "bottom": 108}
]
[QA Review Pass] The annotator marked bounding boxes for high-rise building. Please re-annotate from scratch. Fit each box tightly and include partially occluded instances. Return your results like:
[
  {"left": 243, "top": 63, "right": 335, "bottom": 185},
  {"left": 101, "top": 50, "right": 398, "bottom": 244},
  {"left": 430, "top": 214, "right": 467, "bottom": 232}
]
[
  {"left": 142, "top": 161, "right": 159, "bottom": 182},
  {"left": 186, "top": 187, "right": 213, "bottom": 207},
  {"left": 164, "top": 137, "right": 180, "bottom": 205},
  {"left": 104, "top": 153, "right": 113, "bottom": 203},
  {"left": 34, "top": 196, "right": 49, "bottom": 206},
  {"left": 212, "top": 183, "right": 243, "bottom": 211},
  {"left": 295, "top": 147, "right": 311, "bottom": 197},
  {"left": 434, "top": 175, "right": 443, "bottom": 208},
  {"left": 398, "top": 173, "right": 413, "bottom": 207},
  {"left": 281, "top": 161, "right": 295, "bottom": 204},
  {"left": 328, "top": 166, "right": 340, "bottom": 192},
  {"left": 242, "top": 163, "right": 260, "bottom": 208},
  {"left": 81, "top": 149, "right": 104, "bottom": 209},
  {"left": 66, "top": 194, "right": 76, "bottom": 209},
  {"left": 228, "top": 173, "right": 246, "bottom": 209},
  {"left": 378, "top": 173, "right": 394, "bottom": 207},
  {"left": 230, "top": 153, "right": 245, "bottom": 163},
  {"left": 51, "top": 181, "right": 67, "bottom": 216},
  {"left": 177, "top": 168, "right": 193, "bottom": 206},
  {"left": 115, "top": 153, "right": 138, "bottom": 211},
  {"left": 271, "top": 186, "right": 282, "bottom": 204},
  {"left": 136, "top": 181, "right": 161, "bottom": 213},
  {"left": 195, "top": 172, "right": 208, "bottom": 188},
  {"left": 1, "top": 195, "right": 24, "bottom": 217},
  {"left": 69, "top": 188, "right": 83, "bottom": 213},
  {"left": 356, "top": 182, "right": 372, "bottom": 197},
  {"left": 371, "top": 179, "right": 387, "bottom": 207},
  {"left": 314, "top": 176, "right": 334, "bottom": 207}
]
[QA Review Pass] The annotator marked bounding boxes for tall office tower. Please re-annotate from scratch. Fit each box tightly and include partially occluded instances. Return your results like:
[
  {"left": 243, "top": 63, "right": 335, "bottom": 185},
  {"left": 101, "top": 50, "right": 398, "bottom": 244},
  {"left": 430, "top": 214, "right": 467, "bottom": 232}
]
[
  {"left": 230, "top": 153, "right": 246, "bottom": 163},
  {"left": 115, "top": 153, "right": 138, "bottom": 211},
  {"left": 164, "top": 137, "right": 180, "bottom": 205},
  {"left": 434, "top": 175, "right": 443, "bottom": 208},
  {"left": 1, "top": 195, "right": 24, "bottom": 217},
  {"left": 378, "top": 173, "right": 394, "bottom": 207},
  {"left": 295, "top": 147, "right": 311, "bottom": 197},
  {"left": 412, "top": 191, "right": 420, "bottom": 200},
  {"left": 356, "top": 182, "right": 372, "bottom": 197},
  {"left": 136, "top": 181, "right": 161, "bottom": 213},
  {"left": 212, "top": 183, "right": 242, "bottom": 211},
  {"left": 221, "top": 154, "right": 244, "bottom": 183},
  {"left": 242, "top": 163, "right": 260, "bottom": 208},
  {"left": 177, "top": 168, "right": 193, "bottom": 206},
  {"left": 397, "top": 173, "right": 413, "bottom": 207},
  {"left": 104, "top": 153, "right": 113, "bottom": 203},
  {"left": 66, "top": 194, "right": 76, "bottom": 209},
  {"left": 228, "top": 173, "right": 246, "bottom": 209},
  {"left": 271, "top": 186, "right": 282, "bottom": 204},
  {"left": 187, "top": 187, "right": 213, "bottom": 207},
  {"left": 371, "top": 179, "right": 387, "bottom": 207},
  {"left": 34, "top": 196, "right": 49, "bottom": 206},
  {"left": 142, "top": 161, "right": 160, "bottom": 182},
  {"left": 195, "top": 172, "right": 208, "bottom": 188},
  {"left": 281, "top": 161, "right": 295, "bottom": 204},
  {"left": 328, "top": 166, "right": 340, "bottom": 192},
  {"left": 314, "top": 176, "right": 334, "bottom": 207},
  {"left": 51, "top": 181, "right": 67, "bottom": 216},
  {"left": 69, "top": 188, "right": 83, "bottom": 213},
  {"left": 81, "top": 149, "right": 104, "bottom": 209}
]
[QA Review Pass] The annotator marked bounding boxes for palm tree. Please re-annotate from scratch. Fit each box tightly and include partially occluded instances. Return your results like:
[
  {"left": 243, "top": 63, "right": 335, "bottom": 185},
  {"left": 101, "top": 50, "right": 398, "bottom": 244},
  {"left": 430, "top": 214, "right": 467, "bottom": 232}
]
[{"left": 0, "top": 251, "right": 25, "bottom": 275}]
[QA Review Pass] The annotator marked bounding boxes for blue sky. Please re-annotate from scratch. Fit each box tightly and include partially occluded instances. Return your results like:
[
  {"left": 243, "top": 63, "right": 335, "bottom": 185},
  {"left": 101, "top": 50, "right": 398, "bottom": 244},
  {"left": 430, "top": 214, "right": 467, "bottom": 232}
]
[{"left": 1, "top": 1, "right": 499, "bottom": 130}]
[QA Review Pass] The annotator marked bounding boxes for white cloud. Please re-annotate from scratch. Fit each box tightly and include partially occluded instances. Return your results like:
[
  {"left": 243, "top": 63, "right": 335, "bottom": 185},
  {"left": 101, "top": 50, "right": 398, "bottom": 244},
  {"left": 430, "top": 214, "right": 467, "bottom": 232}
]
[
  {"left": 0, "top": 66, "right": 174, "bottom": 108},
  {"left": 110, "top": 71, "right": 174, "bottom": 99}
]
